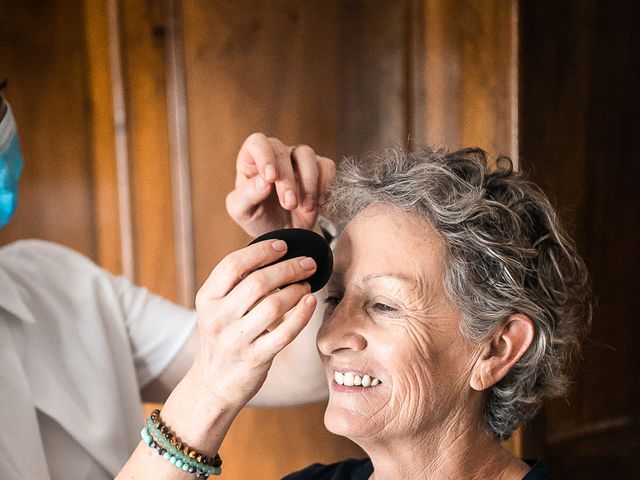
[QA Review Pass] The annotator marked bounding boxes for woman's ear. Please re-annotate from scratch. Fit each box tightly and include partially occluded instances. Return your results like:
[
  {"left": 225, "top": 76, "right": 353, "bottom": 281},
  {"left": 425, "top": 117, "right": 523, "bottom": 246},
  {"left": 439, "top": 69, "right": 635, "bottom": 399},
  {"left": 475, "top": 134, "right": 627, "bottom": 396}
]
[{"left": 469, "top": 314, "right": 535, "bottom": 391}]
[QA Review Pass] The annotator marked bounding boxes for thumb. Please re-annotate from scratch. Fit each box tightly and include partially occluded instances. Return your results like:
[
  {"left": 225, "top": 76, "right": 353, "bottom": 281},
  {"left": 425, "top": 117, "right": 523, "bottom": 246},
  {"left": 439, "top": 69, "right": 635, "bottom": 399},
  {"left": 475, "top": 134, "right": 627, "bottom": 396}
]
[{"left": 226, "top": 175, "right": 273, "bottom": 224}]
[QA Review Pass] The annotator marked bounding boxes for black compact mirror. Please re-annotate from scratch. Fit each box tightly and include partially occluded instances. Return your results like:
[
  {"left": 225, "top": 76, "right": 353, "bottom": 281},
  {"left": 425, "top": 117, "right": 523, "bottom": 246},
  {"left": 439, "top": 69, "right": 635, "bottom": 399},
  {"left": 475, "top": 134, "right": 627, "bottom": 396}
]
[{"left": 249, "top": 228, "right": 333, "bottom": 292}]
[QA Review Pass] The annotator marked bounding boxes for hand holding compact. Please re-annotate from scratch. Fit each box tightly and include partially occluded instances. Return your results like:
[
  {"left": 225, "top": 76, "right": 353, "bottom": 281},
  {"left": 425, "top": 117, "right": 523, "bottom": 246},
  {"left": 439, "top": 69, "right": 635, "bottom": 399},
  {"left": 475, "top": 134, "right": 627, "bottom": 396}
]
[
  {"left": 249, "top": 228, "right": 333, "bottom": 293},
  {"left": 191, "top": 239, "right": 318, "bottom": 408}
]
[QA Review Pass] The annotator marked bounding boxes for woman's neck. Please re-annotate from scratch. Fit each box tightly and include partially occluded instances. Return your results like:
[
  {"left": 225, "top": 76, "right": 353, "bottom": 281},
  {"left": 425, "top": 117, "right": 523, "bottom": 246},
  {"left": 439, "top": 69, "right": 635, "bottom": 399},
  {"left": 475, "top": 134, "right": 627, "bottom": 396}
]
[{"left": 356, "top": 417, "right": 529, "bottom": 480}]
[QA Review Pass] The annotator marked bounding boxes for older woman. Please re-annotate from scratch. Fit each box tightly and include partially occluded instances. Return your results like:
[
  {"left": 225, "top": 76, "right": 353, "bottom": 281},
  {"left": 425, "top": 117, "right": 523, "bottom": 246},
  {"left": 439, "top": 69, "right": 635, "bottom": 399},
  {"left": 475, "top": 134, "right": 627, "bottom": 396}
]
[
  {"left": 283, "top": 147, "right": 591, "bottom": 479},
  {"left": 119, "top": 146, "right": 590, "bottom": 480}
]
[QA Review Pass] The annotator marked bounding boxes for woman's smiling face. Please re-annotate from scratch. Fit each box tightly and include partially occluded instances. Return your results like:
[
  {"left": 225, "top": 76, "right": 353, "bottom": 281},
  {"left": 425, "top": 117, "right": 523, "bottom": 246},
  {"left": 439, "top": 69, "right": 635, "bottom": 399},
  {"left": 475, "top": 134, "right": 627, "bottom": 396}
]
[{"left": 317, "top": 204, "right": 482, "bottom": 442}]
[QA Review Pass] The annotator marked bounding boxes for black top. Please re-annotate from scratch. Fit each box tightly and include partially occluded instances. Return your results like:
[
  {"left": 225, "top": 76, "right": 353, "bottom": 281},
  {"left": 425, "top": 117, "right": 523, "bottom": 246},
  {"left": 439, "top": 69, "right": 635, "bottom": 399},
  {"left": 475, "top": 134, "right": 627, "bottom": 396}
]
[{"left": 282, "top": 458, "right": 551, "bottom": 480}]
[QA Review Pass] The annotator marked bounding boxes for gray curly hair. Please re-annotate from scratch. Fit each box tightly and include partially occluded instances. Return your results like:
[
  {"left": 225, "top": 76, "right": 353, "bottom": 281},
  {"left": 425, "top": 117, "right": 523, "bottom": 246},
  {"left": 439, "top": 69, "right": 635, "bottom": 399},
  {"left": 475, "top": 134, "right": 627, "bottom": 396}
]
[{"left": 324, "top": 147, "right": 592, "bottom": 440}]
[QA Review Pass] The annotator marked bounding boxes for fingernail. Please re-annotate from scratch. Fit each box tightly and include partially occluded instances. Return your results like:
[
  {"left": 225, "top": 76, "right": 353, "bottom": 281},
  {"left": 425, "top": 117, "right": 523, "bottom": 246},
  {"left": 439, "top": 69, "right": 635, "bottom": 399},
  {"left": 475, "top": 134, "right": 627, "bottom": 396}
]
[
  {"left": 284, "top": 190, "right": 297, "bottom": 209},
  {"left": 272, "top": 240, "right": 287, "bottom": 251},
  {"left": 303, "top": 194, "right": 315, "bottom": 212},
  {"left": 299, "top": 257, "right": 316, "bottom": 270},
  {"left": 255, "top": 175, "right": 267, "bottom": 191},
  {"left": 305, "top": 294, "right": 317, "bottom": 306},
  {"left": 265, "top": 165, "right": 277, "bottom": 182}
]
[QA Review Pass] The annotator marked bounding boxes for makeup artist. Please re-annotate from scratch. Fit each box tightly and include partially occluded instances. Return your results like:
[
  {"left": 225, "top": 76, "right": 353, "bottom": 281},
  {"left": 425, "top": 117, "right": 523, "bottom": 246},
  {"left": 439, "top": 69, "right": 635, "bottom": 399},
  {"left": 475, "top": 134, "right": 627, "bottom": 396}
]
[{"left": 0, "top": 87, "right": 334, "bottom": 479}]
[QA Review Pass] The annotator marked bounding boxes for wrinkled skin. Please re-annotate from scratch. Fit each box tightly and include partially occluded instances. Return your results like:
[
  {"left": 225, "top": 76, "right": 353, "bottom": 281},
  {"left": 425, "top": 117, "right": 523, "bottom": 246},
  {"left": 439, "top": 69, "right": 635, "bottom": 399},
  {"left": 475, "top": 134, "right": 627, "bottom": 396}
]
[
  {"left": 317, "top": 204, "right": 529, "bottom": 479},
  {"left": 318, "top": 204, "right": 480, "bottom": 439}
]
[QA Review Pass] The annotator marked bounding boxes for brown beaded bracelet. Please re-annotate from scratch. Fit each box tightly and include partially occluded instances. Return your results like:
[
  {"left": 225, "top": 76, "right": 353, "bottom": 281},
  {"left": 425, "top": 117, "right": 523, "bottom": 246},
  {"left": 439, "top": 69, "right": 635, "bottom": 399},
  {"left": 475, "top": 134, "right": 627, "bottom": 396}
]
[{"left": 150, "top": 409, "right": 222, "bottom": 469}]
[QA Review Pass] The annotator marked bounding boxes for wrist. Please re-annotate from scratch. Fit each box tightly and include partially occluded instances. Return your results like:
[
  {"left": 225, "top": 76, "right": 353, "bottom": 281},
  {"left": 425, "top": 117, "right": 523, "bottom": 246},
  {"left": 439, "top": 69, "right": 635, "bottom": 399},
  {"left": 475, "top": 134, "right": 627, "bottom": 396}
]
[{"left": 157, "top": 369, "right": 242, "bottom": 457}]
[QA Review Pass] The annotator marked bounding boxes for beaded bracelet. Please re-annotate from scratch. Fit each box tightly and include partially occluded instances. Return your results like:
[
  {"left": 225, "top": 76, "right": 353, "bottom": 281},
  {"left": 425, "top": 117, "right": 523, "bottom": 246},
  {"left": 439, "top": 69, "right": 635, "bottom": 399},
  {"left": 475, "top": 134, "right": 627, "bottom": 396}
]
[
  {"left": 140, "top": 409, "right": 222, "bottom": 477},
  {"left": 150, "top": 409, "right": 222, "bottom": 468}
]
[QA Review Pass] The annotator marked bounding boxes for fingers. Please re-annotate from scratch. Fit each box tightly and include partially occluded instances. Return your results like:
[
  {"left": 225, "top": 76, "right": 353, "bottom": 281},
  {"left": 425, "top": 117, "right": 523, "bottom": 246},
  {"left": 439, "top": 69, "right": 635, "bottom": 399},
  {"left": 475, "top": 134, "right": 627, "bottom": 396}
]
[
  {"left": 241, "top": 282, "right": 311, "bottom": 340},
  {"left": 225, "top": 173, "right": 273, "bottom": 225},
  {"left": 267, "top": 137, "right": 299, "bottom": 210},
  {"left": 196, "top": 240, "right": 288, "bottom": 306},
  {"left": 236, "top": 133, "right": 276, "bottom": 184},
  {"left": 317, "top": 155, "right": 336, "bottom": 205},
  {"left": 291, "top": 145, "right": 320, "bottom": 213},
  {"left": 254, "top": 293, "right": 318, "bottom": 358},
  {"left": 285, "top": 153, "right": 336, "bottom": 229},
  {"left": 237, "top": 133, "right": 300, "bottom": 210},
  {"left": 290, "top": 146, "right": 335, "bottom": 211},
  {"left": 236, "top": 133, "right": 334, "bottom": 214},
  {"left": 196, "top": 237, "right": 317, "bottom": 317},
  {"left": 227, "top": 255, "right": 317, "bottom": 316}
]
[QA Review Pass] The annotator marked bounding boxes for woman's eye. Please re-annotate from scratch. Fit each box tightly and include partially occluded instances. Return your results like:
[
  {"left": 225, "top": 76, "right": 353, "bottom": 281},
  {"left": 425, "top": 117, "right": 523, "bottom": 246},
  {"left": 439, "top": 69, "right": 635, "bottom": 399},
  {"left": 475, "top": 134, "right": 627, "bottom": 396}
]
[{"left": 373, "top": 302, "right": 396, "bottom": 313}]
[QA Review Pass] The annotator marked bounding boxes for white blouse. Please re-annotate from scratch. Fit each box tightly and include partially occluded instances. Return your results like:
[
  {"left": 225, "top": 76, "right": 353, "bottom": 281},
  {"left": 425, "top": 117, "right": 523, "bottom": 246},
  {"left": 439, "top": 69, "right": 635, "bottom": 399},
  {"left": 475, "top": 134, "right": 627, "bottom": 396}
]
[{"left": 0, "top": 240, "right": 196, "bottom": 479}]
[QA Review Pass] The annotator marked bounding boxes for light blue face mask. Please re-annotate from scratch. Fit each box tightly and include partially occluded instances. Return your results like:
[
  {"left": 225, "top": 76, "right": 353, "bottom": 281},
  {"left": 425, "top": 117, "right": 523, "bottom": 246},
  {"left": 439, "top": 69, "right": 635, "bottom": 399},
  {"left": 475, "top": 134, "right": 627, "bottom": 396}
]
[{"left": 0, "top": 104, "right": 23, "bottom": 228}]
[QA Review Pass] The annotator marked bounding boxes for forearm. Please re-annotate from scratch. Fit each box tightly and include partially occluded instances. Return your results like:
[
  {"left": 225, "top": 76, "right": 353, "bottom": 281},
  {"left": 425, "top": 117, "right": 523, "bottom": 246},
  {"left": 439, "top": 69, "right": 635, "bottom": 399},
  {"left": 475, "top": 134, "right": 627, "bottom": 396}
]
[
  {"left": 141, "top": 327, "right": 198, "bottom": 403},
  {"left": 117, "top": 370, "right": 240, "bottom": 479}
]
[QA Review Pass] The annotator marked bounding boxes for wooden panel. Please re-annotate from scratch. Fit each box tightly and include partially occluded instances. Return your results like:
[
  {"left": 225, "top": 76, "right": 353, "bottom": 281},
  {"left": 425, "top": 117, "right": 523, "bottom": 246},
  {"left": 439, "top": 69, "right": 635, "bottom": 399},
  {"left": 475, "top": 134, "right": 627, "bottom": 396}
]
[
  {"left": 417, "top": 0, "right": 518, "bottom": 161},
  {"left": 184, "top": 0, "right": 342, "bottom": 287},
  {"left": 163, "top": 0, "right": 196, "bottom": 306},
  {"left": 334, "top": 1, "right": 408, "bottom": 155},
  {"left": 0, "top": 0, "right": 96, "bottom": 257},
  {"left": 547, "top": 421, "right": 640, "bottom": 478},
  {"left": 520, "top": 0, "right": 640, "bottom": 475},
  {"left": 119, "top": 0, "right": 180, "bottom": 301},
  {"left": 83, "top": 0, "right": 123, "bottom": 274}
]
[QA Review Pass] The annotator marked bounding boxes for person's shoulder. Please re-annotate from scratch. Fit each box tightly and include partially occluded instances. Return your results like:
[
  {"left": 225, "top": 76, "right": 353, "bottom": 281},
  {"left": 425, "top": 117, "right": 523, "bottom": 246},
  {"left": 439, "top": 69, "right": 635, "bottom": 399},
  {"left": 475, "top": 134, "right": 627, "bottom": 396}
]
[
  {"left": 2, "top": 238, "right": 88, "bottom": 259},
  {"left": 282, "top": 458, "right": 372, "bottom": 480},
  {"left": 0, "top": 239, "right": 100, "bottom": 274},
  {"left": 0, "top": 240, "right": 108, "bottom": 298},
  {"left": 523, "top": 459, "right": 551, "bottom": 480}
]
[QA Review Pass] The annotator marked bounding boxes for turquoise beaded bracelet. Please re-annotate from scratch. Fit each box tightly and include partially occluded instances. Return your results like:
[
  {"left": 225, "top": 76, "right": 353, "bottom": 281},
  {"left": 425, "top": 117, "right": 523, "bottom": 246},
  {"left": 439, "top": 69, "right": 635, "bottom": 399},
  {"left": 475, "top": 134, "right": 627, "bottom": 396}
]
[
  {"left": 140, "top": 410, "right": 222, "bottom": 477},
  {"left": 149, "top": 409, "right": 222, "bottom": 469}
]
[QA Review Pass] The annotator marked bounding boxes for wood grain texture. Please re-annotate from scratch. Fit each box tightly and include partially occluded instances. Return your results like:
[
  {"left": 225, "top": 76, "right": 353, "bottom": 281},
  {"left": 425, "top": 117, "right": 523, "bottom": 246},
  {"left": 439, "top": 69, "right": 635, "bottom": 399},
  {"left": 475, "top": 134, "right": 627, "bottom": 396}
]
[
  {"left": 184, "top": 0, "right": 342, "bottom": 291},
  {"left": 8, "top": 0, "right": 635, "bottom": 475},
  {"left": 84, "top": 0, "right": 123, "bottom": 274},
  {"left": 417, "top": 0, "right": 518, "bottom": 162},
  {"left": 0, "top": 0, "right": 96, "bottom": 257},
  {"left": 164, "top": 0, "right": 197, "bottom": 306},
  {"left": 119, "top": 0, "right": 179, "bottom": 301},
  {"left": 546, "top": 420, "right": 640, "bottom": 478},
  {"left": 334, "top": 0, "right": 408, "bottom": 155},
  {"left": 184, "top": 0, "right": 409, "bottom": 285},
  {"left": 520, "top": 0, "right": 640, "bottom": 475}
]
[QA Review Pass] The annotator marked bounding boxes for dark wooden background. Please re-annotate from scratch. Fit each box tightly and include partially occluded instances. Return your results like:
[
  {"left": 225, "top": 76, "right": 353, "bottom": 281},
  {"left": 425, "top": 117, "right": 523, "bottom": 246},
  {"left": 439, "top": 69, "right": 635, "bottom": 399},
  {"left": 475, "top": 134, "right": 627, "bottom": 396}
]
[
  {"left": 519, "top": 0, "right": 640, "bottom": 477},
  {"left": 1, "top": 0, "right": 637, "bottom": 478}
]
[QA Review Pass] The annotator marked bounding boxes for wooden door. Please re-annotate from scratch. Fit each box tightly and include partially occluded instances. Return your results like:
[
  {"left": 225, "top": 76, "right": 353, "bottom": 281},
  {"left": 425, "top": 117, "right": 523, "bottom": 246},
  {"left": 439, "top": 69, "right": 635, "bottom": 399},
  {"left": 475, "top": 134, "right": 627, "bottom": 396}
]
[{"left": 519, "top": 1, "right": 640, "bottom": 477}]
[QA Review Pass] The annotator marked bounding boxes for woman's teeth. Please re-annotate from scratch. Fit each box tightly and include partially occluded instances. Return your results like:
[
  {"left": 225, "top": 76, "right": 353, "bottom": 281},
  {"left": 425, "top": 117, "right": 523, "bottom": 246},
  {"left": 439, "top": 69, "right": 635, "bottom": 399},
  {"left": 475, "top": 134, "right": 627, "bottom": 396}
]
[{"left": 334, "top": 371, "right": 381, "bottom": 387}]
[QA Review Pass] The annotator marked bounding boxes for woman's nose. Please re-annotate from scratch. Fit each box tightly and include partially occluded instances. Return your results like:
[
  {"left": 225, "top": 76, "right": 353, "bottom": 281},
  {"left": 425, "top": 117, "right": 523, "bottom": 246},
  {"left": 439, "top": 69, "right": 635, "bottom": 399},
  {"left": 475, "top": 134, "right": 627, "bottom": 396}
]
[{"left": 317, "top": 303, "right": 367, "bottom": 355}]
